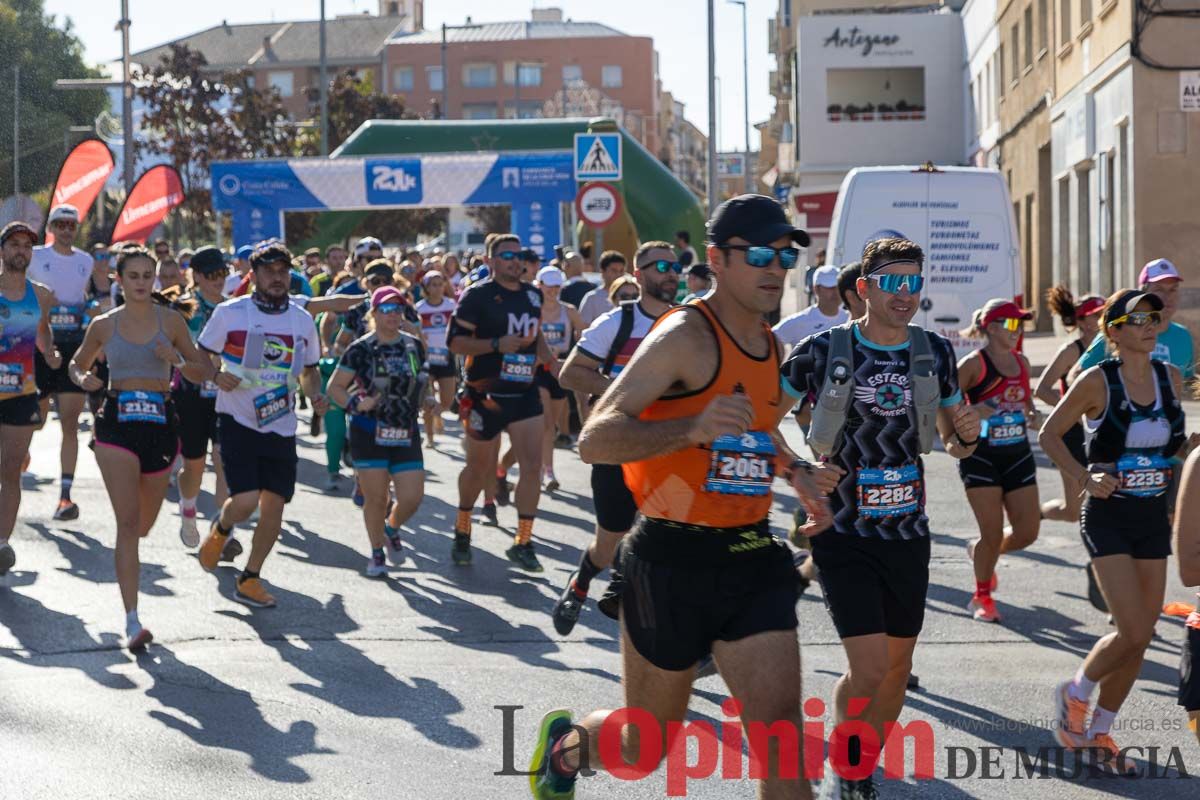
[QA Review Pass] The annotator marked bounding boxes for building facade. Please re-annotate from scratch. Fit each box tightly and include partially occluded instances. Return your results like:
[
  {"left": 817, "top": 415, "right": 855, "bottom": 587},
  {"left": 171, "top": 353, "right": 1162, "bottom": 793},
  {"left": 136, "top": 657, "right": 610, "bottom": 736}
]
[
  {"left": 658, "top": 91, "right": 708, "bottom": 200},
  {"left": 963, "top": 0, "right": 1001, "bottom": 167}
]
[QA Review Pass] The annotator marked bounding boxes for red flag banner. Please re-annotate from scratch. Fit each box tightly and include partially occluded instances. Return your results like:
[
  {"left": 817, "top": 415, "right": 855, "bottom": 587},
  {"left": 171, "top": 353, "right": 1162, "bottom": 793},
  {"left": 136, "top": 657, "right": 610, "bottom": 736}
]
[
  {"left": 110, "top": 165, "right": 185, "bottom": 245},
  {"left": 45, "top": 139, "right": 115, "bottom": 245}
]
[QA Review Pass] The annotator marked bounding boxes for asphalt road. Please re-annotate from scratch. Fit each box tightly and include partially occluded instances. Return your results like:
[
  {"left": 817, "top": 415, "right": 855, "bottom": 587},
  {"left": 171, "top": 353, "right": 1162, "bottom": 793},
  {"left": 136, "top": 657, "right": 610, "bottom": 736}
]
[{"left": 1, "top": 409, "right": 1198, "bottom": 799}]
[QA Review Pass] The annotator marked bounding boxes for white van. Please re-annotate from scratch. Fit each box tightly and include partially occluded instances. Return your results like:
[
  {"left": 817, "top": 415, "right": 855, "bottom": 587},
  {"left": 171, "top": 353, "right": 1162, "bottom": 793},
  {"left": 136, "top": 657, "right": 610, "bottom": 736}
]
[{"left": 826, "top": 164, "right": 1021, "bottom": 355}]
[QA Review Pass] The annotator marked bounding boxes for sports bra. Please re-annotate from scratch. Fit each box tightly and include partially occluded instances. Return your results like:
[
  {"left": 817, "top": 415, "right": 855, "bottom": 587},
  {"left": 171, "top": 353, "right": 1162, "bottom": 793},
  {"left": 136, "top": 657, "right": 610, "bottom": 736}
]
[{"left": 107, "top": 306, "right": 172, "bottom": 383}]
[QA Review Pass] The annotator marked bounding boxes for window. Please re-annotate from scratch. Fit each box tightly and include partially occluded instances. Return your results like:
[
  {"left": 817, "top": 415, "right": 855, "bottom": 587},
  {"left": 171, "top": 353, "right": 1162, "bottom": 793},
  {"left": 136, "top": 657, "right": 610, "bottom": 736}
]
[
  {"left": 267, "top": 70, "right": 293, "bottom": 97},
  {"left": 393, "top": 66, "right": 413, "bottom": 92},
  {"left": 426, "top": 65, "right": 443, "bottom": 92},
  {"left": 505, "top": 100, "right": 543, "bottom": 119},
  {"left": 601, "top": 65, "right": 623, "bottom": 88},
  {"left": 1077, "top": 166, "right": 1092, "bottom": 292},
  {"left": 1060, "top": 0, "right": 1072, "bottom": 44},
  {"left": 1081, "top": 0, "right": 1093, "bottom": 25},
  {"left": 463, "top": 63, "right": 496, "bottom": 88},
  {"left": 462, "top": 103, "right": 498, "bottom": 120},
  {"left": 1038, "top": 0, "right": 1049, "bottom": 53},
  {"left": 562, "top": 64, "right": 583, "bottom": 84},
  {"left": 517, "top": 63, "right": 543, "bottom": 87},
  {"left": 998, "top": 44, "right": 1005, "bottom": 96},
  {"left": 824, "top": 67, "right": 925, "bottom": 121},
  {"left": 1010, "top": 24, "right": 1020, "bottom": 82},
  {"left": 1024, "top": 7, "right": 1034, "bottom": 68}
]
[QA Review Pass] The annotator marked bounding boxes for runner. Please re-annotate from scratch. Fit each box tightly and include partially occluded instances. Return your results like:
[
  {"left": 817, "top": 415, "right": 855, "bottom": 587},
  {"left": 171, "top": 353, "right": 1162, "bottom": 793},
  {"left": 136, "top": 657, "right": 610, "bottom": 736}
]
[
  {"left": 0, "top": 222, "right": 60, "bottom": 584},
  {"left": 68, "top": 243, "right": 212, "bottom": 650},
  {"left": 29, "top": 204, "right": 94, "bottom": 520},
  {"left": 1174, "top": 446, "right": 1200, "bottom": 746},
  {"left": 577, "top": 250, "right": 628, "bottom": 327},
  {"left": 1034, "top": 286, "right": 1104, "bottom": 523},
  {"left": 326, "top": 286, "right": 431, "bottom": 577},
  {"left": 1040, "top": 289, "right": 1197, "bottom": 772},
  {"left": 195, "top": 242, "right": 325, "bottom": 608},
  {"left": 415, "top": 270, "right": 457, "bottom": 446},
  {"left": 782, "top": 236, "right": 980, "bottom": 799},
  {"left": 171, "top": 246, "right": 232, "bottom": 548},
  {"left": 680, "top": 262, "right": 712, "bottom": 304},
  {"left": 447, "top": 233, "right": 555, "bottom": 571},
  {"left": 529, "top": 195, "right": 833, "bottom": 800},
  {"left": 549, "top": 240, "right": 678, "bottom": 635},
  {"left": 837, "top": 262, "right": 866, "bottom": 320},
  {"left": 774, "top": 264, "right": 850, "bottom": 353},
  {"left": 497, "top": 266, "right": 583, "bottom": 494},
  {"left": 956, "top": 299, "right": 1040, "bottom": 623}
]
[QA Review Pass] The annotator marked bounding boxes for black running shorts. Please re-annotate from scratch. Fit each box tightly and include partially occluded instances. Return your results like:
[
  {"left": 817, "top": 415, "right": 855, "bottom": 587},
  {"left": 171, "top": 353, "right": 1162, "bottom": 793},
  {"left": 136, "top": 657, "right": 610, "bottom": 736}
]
[
  {"left": 92, "top": 393, "right": 180, "bottom": 475},
  {"left": 35, "top": 342, "right": 84, "bottom": 397},
  {"left": 349, "top": 420, "right": 424, "bottom": 474},
  {"left": 172, "top": 384, "right": 219, "bottom": 461},
  {"left": 1080, "top": 495, "right": 1171, "bottom": 560},
  {"left": 458, "top": 386, "right": 542, "bottom": 442},
  {"left": 0, "top": 393, "right": 42, "bottom": 426},
  {"left": 217, "top": 413, "right": 298, "bottom": 502},
  {"left": 1180, "top": 614, "right": 1200, "bottom": 713},
  {"left": 958, "top": 443, "right": 1037, "bottom": 492},
  {"left": 536, "top": 366, "right": 569, "bottom": 400},
  {"left": 591, "top": 463, "right": 638, "bottom": 533},
  {"left": 812, "top": 533, "right": 932, "bottom": 639}
]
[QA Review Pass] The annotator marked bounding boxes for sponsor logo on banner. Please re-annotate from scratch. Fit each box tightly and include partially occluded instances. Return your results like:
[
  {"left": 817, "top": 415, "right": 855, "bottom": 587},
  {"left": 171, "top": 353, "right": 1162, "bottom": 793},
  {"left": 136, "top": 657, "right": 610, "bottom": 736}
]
[
  {"left": 218, "top": 174, "right": 241, "bottom": 196},
  {"left": 365, "top": 159, "right": 423, "bottom": 204}
]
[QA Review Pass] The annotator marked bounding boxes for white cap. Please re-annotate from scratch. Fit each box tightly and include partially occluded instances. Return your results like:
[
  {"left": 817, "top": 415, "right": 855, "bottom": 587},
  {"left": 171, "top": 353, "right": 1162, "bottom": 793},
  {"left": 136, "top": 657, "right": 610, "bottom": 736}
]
[
  {"left": 536, "top": 266, "right": 565, "bottom": 287},
  {"left": 813, "top": 264, "right": 840, "bottom": 288},
  {"left": 354, "top": 236, "right": 383, "bottom": 256},
  {"left": 48, "top": 204, "right": 80, "bottom": 224}
]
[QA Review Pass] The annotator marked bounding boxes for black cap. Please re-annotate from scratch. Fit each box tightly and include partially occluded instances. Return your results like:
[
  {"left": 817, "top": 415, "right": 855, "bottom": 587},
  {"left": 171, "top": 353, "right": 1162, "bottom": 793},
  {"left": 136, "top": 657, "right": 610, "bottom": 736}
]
[
  {"left": 1103, "top": 289, "right": 1164, "bottom": 328},
  {"left": 685, "top": 262, "right": 712, "bottom": 280},
  {"left": 0, "top": 221, "right": 37, "bottom": 247},
  {"left": 707, "top": 194, "right": 811, "bottom": 248},
  {"left": 190, "top": 246, "right": 227, "bottom": 275}
]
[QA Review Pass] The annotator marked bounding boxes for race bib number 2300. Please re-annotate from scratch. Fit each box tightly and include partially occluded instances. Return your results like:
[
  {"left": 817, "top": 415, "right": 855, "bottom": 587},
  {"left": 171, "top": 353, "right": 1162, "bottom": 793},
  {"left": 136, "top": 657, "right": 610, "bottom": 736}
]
[
  {"left": 704, "top": 431, "right": 776, "bottom": 496},
  {"left": 253, "top": 386, "right": 290, "bottom": 428}
]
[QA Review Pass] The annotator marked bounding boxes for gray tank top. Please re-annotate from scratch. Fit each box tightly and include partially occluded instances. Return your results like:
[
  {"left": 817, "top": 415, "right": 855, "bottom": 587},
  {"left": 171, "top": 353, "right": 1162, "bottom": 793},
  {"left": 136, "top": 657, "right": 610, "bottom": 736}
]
[{"left": 106, "top": 306, "right": 172, "bottom": 383}]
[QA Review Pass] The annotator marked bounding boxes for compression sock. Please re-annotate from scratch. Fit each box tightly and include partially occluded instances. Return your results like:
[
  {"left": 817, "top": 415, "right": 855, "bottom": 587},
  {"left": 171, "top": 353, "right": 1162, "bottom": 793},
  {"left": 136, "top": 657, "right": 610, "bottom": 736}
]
[
  {"left": 975, "top": 580, "right": 993, "bottom": 597},
  {"left": 215, "top": 518, "right": 233, "bottom": 536},
  {"left": 60, "top": 474, "right": 73, "bottom": 501},
  {"left": 1069, "top": 666, "right": 1097, "bottom": 702},
  {"left": 515, "top": 515, "right": 535, "bottom": 546},
  {"left": 455, "top": 507, "right": 473, "bottom": 536},
  {"left": 574, "top": 551, "right": 602, "bottom": 596}
]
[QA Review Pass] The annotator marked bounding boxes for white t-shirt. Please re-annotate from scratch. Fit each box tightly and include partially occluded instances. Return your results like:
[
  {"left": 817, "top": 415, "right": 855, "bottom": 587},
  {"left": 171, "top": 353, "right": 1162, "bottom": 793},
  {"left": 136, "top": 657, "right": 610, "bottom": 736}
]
[
  {"left": 773, "top": 305, "right": 849, "bottom": 351},
  {"left": 416, "top": 297, "right": 456, "bottom": 361},
  {"left": 574, "top": 301, "right": 661, "bottom": 376},
  {"left": 198, "top": 296, "right": 321, "bottom": 437},
  {"left": 579, "top": 286, "right": 615, "bottom": 328},
  {"left": 30, "top": 245, "right": 92, "bottom": 305}
]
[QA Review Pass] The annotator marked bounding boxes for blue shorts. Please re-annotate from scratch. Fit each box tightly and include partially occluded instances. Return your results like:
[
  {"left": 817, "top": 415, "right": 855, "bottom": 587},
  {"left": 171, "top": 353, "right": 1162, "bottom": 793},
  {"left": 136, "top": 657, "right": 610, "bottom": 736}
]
[{"left": 349, "top": 418, "right": 423, "bottom": 474}]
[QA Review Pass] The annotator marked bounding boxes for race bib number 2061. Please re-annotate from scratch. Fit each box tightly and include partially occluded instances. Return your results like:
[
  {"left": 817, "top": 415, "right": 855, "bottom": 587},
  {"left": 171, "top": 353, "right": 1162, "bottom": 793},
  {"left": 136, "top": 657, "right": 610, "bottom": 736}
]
[{"left": 704, "top": 431, "right": 776, "bottom": 496}]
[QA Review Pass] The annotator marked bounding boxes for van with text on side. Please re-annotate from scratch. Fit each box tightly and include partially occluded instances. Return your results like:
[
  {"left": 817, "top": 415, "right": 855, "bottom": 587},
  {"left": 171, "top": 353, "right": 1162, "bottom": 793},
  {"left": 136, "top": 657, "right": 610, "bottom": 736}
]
[{"left": 826, "top": 163, "right": 1022, "bottom": 355}]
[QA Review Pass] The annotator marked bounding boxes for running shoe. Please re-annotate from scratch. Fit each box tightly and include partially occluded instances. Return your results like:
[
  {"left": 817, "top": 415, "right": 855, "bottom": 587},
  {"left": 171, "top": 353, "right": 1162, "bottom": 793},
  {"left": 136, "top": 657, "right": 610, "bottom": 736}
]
[
  {"left": 907, "top": 673, "right": 920, "bottom": 690},
  {"left": 528, "top": 709, "right": 577, "bottom": 799},
  {"left": 179, "top": 508, "right": 200, "bottom": 549},
  {"left": 966, "top": 539, "right": 999, "bottom": 593},
  {"left": 353, "top": 482, "right": 364, "bottom": 507},
  {"left": 1054, "top": 680, "right": 1090, "bottom": 749},
  {"left": 551, "top": 572, "right": 584, "bottom": 635},
  {"left": 1086, "top": 562, "right": 1108, "bottom": 612},
  {"left": 451, "top": 532, "right": 472, "bottom": 565},
  {"left": 366, "top": 552, "right": 388, "bottom": 578},
  {"left": 496, "top": 475, "right": 512, "bottom": 507},
  {"left": 234, "top": 577, "right": 277, "bottom": 608},
  {"left": 324, "top": 473, "right": 342, "bottom": 493},
  {"left": 1081, "top": 732, "right": 1138, "bottom": 775},
  {"left": 554, "top": 433, "right": 574, "bottom": 449},
  {"left": 968, "top": 593, "right": 1002, "bottom": 623},
  {"left": 0, "top": 541, "right": 15, "bottom": 577},
  {"left": 126, "top": 627, "right": 154, "bottom": 652},
  {"left": 310, "top": 413, "right": 321, "bottom": 438},
  {"left": 198, "top": 522, "right": 230, "bottom": 572},
  {"left": 221, "top": 536, "right": 244, "bottom": 562},
  {"left": 385, "top": 526, "right": 405, "bottom": 566},
  {"left": 507, "top": 543, "right": 544, "bottom": 572},
  {"left": 544, "top": 476, "right": 560, "bottom": 493},
  {"left": 52, "top": 499, "right": 80, "bottom": 522},
  {"left": 481, "top": 502, "right": 498, "bottom": 526}
]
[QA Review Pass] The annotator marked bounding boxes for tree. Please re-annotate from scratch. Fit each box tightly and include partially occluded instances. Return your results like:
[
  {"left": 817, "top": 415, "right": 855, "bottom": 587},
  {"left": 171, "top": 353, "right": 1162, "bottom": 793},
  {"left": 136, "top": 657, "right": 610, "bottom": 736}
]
[
  {"left": 0, "top": 0, "right": 108, "bottom": 197},
  {"left": 466, "top": 205, "right": 511, "bottom": 236},
  {"left": 307, "top": 69, "right": 419, "bottom": 154}
]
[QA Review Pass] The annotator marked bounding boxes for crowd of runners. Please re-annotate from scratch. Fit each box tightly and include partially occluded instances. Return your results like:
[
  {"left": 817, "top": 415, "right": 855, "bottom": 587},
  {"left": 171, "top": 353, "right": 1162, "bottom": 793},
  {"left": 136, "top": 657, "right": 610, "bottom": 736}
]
[{"left": 0, "top": 195, "right": 1198, "bottom": 799}]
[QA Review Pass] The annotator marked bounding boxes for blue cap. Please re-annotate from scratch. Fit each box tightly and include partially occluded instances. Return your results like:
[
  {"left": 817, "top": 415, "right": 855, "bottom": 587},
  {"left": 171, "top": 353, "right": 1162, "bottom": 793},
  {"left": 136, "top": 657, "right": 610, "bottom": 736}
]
[{"left": 236, "top": 245, "right": 254, "bottom": 259}]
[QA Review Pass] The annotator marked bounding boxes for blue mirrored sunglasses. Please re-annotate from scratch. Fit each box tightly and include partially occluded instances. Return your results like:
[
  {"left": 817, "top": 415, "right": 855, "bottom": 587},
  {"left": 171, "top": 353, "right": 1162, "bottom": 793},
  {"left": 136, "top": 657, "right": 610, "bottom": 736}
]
[
  {"left": 720, "top": 245, "right": 800, "bottom": 270},
  {"left": 494, "top": 251, "right": 521, "bottom": 261},
  {"left": 868, "top": 273, "right": 924, "bottom": 295},
  {"left": 642, "top": 259, "right": 683, "bottom": 274},
  {"left": 374, "top": 303, "right": 404, "bottom": 315}
]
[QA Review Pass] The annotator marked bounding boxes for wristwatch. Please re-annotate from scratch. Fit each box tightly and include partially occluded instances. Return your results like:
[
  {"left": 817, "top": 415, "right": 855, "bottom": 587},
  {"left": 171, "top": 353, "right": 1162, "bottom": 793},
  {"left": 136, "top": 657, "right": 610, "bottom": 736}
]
[{"left": 956, "top": 432, "right": 979, "bottom": 448}]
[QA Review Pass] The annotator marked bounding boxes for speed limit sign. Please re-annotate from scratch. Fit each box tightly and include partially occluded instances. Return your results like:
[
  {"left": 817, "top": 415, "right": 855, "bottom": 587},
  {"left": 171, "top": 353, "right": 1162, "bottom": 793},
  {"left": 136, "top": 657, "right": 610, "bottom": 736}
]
[{"left": 574, "top": 182, "right": 621, "bottom": 228}]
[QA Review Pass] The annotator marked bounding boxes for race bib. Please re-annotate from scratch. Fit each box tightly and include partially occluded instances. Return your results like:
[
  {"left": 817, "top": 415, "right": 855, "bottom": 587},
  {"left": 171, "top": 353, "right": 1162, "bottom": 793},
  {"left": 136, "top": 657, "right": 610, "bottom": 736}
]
[
  {"left": 983, "top": 412, "right": 1026, "bottom": 447},
  {"left": 1116, "top": 454, "right": 1172, "bottom": 498},
  {"left": 200, "top": 380, "right": 219, "bottom": 399},
  {"left": 427, "top": 347, "right": 450, "bottom": 367},
  {"left": 704, "top": 431, "right": 776, "bottom": 496},
  {"left": 501, "top": 353, "right": 536, "bottom": 384},
  {"left": 49, "top": 304, "right": 83, "bottom": 333},
  {"left": 253, "top": 385, "right": 290, "bottom": 428},
  {"left": 117, "top": 391, "right": 167, "bottom": 425},
  {"left": 375, "top": 425, "right": 412, "bottom": 447},
  {"left": 856, "top": 464, "right": 922, "bottom": 519},
  {"left": 0, "top": 362, "right": 25, "bottom": 394},
  {"left": 542, "top": 322, "right": 567, "bottom": 350}
]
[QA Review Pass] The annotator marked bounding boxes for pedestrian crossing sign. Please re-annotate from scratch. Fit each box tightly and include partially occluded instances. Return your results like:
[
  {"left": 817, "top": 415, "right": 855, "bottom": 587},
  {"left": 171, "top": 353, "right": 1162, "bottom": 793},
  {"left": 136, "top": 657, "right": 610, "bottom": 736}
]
[{"left": 574, "top": 133, "right": 622, "bottom": 181}]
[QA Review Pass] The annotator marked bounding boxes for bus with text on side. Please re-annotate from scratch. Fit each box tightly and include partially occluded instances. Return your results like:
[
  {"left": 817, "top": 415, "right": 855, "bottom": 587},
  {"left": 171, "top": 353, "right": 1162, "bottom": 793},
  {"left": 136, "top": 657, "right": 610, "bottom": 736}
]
[{"left": 826, "top": 163, "right": 1022, "bottom": 356}]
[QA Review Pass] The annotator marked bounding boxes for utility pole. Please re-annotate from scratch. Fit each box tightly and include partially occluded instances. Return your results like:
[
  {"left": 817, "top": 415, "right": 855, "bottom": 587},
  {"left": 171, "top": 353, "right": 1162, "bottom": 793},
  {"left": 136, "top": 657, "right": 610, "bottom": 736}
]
[
  {"left": 319, "top": 0, "right": 329, "bottom": 155},
  {"left": 120, "top": 0, "right": 133, "bottom": 191},
  {"left": 706, "top": 0, "right": 718, "bottom": 214},
  {"left": 12, "top": 65, "right": 18, "bottom": 199},
  {"left": 730, "top": 0, "right": 751, "bottom": 194}
]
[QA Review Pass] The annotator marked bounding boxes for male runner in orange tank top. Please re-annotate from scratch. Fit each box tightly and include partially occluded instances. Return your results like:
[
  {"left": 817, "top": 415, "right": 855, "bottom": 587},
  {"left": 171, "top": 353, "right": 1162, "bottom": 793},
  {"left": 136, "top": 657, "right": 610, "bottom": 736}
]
[{"left": 526, "top": 195, "right": 843, "bottom": 800}]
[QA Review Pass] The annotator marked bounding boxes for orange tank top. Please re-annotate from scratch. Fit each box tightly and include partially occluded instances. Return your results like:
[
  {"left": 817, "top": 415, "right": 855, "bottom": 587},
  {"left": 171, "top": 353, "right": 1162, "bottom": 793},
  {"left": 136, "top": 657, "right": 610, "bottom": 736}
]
[{"left": 622, "top": 301, "right": 782, "bottom": 528}]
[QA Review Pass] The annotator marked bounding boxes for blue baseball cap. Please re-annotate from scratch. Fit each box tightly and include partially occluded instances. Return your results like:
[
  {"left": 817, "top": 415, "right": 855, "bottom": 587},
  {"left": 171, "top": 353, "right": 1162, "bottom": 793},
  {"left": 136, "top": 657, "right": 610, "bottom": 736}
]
[{"left": 236, "top": 245, "right": 254, "bottom": 260}]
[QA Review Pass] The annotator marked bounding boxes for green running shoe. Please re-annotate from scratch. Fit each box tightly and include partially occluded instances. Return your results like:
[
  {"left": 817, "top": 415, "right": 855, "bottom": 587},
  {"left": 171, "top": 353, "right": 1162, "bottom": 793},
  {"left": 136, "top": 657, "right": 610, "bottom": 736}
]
[
  {"left": 529, "top": 709, "right": 576, "bottom": 799},
  {"left": 507, "top": 542, "right": 543, "bottom": 572}
]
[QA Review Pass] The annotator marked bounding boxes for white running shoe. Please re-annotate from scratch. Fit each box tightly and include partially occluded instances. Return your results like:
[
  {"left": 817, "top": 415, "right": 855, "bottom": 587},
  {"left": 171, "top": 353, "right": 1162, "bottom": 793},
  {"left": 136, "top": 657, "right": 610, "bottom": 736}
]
[
  {"left": 179, "top": 510, "right": 200, "bottom": 548},
  {"left": 366, "top": 553, "right": 388, "bottom": 577}
]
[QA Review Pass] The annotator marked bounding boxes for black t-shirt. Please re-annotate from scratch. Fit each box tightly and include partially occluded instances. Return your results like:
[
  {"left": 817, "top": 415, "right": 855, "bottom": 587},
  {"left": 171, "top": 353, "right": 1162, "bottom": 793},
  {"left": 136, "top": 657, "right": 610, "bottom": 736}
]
[
  {"left": 452, "top": 279, "right": 543, "bottom": 395},
  {"left": 560, "top": 279, "right": 593, "bottom": 310},
  {"left": 336, "top": 331, "right": 426, "bottom": 429}
]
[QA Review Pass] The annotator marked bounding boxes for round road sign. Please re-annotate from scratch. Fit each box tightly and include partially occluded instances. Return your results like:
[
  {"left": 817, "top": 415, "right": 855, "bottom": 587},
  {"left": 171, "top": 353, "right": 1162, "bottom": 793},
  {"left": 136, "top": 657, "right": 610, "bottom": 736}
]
[{"left": 574, "top": 182, "right": 621, "bottom": 228}]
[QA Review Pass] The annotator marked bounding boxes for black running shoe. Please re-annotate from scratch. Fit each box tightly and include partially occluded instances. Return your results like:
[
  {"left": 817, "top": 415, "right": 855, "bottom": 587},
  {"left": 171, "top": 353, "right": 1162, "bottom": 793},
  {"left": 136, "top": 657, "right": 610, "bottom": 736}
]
[
  {"left": 220, "top": 536, "right": 244, "bottom": 562},
  {"left": 481, "top": 502, "right": 498, "bottom": 526},
  {"left": 551, "top": 572, "right": 584, "bottom": 635},
  {"left": 451, "top": 532, "right": 472, "bottom": 565},
  {"left": 506, "top": 542, "right": 543, "bottom": 572},
  {"left": 495, "top": 475, "right": 511, "bottom": 507}
]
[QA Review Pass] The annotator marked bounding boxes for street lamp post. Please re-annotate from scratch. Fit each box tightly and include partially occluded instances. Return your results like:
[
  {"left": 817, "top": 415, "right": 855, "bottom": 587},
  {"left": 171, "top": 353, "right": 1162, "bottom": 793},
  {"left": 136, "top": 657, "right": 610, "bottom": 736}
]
[
  {"left": 729, "top": 0, "right": 751, "bottom": 194},
  {"left": 319, "top": 0, "right": 328, "bottom": 155},
  {"left": 706, "top": 0, "right": 718, "bottom": 214},
  {"left": 119, "top": 0, "right": 133, "bottom": 191}
]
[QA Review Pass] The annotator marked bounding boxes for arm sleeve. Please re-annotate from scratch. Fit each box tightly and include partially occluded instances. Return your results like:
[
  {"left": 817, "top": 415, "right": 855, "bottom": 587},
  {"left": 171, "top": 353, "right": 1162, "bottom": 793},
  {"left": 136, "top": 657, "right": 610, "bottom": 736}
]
[
  {"left": 197, "top": 303, "right": 229, "bottom": 355},
  {"left": 574, "top": 309, "right": 618, "bottom": 362},
  {"left": 1077, "top": 333, "right": 1109, "bottom": 372}
]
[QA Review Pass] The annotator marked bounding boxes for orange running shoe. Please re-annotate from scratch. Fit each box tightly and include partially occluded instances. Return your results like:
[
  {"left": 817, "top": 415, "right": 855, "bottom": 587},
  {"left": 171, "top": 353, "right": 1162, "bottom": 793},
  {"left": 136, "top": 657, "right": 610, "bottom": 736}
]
[
  {"left": 968, "top": 592, "right": 1002, "bottom": 623},
  {"left": 1054, "top": 681, "right": 1090, "bottom": 749},
  {"left": 198, "top": 521, "right": 229, "bottom": 572},
  {"left": 1082, "top": 733, "right": 1138, "bottom": 775},
  {"left": 233, "top": 577, "right": 276, "bottom": 608}
]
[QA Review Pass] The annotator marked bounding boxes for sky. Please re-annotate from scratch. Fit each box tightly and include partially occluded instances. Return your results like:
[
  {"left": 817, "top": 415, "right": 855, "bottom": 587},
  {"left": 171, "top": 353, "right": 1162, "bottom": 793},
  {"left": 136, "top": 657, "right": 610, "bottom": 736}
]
[{"left": 46, "top": 0, "right": 777, "bottom": 153}]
